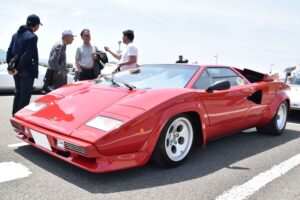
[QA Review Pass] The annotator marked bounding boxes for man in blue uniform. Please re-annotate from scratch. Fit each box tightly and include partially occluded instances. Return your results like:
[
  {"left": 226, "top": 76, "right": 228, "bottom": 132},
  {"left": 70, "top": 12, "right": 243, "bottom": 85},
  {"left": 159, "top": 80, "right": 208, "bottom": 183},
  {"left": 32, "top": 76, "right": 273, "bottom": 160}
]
[{"left": 6, "top": 14, "right": 42, "bottom": 115}]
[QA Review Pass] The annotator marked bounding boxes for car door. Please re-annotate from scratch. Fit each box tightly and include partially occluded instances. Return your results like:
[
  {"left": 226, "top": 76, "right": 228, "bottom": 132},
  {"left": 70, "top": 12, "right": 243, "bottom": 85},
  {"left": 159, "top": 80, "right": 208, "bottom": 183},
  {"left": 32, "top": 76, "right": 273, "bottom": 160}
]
[{"left": 193, "top": 67, "right": 257, "bottom": 139}]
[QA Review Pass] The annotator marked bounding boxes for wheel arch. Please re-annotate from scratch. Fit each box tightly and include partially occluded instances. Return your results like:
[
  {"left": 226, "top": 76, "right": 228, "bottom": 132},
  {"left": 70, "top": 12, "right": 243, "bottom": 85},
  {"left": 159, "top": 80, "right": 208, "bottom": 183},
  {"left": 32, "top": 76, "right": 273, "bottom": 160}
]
[
  {"left": 257, "top": 91, "right": 290, "bottom": 127},
  {"left": 143, "top": 102, "right": 208, "bottom": 159},
  {"left": 148, "top": 109, "right": 205, "bottom": 167},
  {"left": 183, "top": 111, "right": 203, "bottom": 146},
  {"left": 158, "top": 103, "right": 207, "bottom": 147}
]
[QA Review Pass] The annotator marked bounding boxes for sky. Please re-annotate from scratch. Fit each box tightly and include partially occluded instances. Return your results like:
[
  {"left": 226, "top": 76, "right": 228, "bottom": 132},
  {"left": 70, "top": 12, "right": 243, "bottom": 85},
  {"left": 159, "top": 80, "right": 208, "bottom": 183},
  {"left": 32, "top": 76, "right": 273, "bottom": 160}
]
[{"left": 0, "top": 0, "right": 299, "bottom": 75}]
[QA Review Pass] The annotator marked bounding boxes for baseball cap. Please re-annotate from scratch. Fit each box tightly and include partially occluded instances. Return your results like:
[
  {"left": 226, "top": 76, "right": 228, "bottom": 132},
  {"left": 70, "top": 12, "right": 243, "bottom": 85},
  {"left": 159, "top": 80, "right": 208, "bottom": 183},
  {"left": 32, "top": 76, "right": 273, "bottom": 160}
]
[
  {"left": 62, "top": 30, "right": 76, "bottom": 37},
  {"left": 26, "top": 14, "right": 42, "bottom": 26}
]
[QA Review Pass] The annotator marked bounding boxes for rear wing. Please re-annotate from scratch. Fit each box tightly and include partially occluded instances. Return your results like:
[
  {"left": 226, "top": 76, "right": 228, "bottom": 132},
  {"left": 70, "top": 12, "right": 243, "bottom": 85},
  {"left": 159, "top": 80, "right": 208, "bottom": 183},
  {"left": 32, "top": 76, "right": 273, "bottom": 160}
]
[{"left": 234, "top": 68, "right": 273, "bottom": 83}]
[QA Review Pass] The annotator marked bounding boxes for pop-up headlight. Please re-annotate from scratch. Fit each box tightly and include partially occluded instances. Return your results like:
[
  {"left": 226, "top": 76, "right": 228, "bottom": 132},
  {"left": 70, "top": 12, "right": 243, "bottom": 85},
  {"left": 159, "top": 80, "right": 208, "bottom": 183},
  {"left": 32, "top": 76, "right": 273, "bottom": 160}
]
[{"left": 85, "top": 116, "right": 123, "bottom": 132}]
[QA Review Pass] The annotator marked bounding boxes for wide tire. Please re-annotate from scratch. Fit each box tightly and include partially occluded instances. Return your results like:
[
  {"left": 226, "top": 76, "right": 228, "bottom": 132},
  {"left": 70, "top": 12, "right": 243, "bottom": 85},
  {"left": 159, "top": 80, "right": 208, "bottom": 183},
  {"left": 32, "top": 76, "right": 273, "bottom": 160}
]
[
  {"left": 257, "top": 101, "right": 288, "bottom": 136},
  {"left": 151, "top": 114, "right": 195, "bottom": 167}
]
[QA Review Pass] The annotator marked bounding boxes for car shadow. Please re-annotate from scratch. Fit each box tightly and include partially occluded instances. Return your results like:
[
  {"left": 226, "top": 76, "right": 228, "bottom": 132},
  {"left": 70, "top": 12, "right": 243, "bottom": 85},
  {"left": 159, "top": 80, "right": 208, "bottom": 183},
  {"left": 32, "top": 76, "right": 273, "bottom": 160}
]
[{"left": 15, "top": 127, "right": 300, "bottom": 194}]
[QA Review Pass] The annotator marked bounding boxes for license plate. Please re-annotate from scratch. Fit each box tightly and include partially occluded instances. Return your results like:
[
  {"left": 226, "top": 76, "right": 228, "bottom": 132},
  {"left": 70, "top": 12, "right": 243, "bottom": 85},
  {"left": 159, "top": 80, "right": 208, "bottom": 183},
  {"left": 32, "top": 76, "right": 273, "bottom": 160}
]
[{"left": 30, "top": 130, "right": 52, "bottom": 151}]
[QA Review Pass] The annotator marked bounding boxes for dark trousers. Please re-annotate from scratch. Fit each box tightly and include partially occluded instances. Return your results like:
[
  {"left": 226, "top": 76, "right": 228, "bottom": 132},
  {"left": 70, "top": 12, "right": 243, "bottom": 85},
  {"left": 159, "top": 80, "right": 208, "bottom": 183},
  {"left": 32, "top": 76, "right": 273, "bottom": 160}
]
[
  {"left": 43, "top": 68, "right": 54, "bottom": 87},
  {"left": 43, "top": 69, "right": 67, "bottom": 92},
  {"left": 79, "top": 68, "right": 95, "bottom": 81},
  {"left": 13, "top": 74, "right": 34, "bottom": 115},
  {"left": 52, "top": 70, "right": 67, "bottom": 89}
]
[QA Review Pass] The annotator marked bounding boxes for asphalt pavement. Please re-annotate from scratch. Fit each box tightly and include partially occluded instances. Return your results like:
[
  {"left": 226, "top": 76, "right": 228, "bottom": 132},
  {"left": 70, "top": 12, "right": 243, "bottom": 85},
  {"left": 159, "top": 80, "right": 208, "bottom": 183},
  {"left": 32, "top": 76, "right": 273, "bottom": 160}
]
[{"left": 0, "top": 94, "right": 300, "bottom": 200}]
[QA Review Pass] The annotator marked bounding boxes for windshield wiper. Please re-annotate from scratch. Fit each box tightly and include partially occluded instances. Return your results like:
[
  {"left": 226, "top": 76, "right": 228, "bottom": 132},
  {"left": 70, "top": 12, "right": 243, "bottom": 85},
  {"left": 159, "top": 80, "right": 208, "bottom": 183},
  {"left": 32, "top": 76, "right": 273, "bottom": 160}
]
[
  {"left": 100, "top": 74, "right": 136, "bottom": 90},
  {"left": 113, "top": 76, "right": 136, "bottom": 90},
  {"left": 101, "top": 75, "right": 121, "bottom": 87}
]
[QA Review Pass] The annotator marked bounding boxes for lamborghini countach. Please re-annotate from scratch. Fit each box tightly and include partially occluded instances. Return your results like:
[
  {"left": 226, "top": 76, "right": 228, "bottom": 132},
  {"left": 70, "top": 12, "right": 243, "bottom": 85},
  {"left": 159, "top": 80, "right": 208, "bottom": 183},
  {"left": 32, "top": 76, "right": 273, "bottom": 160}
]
[{"left": 10, "top": 64, "right": 290, "bottom": 172}]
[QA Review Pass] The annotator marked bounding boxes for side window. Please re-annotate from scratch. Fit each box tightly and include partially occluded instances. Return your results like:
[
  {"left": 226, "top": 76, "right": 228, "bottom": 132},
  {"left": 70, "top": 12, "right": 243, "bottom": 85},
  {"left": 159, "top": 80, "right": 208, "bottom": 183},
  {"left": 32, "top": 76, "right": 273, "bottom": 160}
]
[
  {"left": 192, "top": 70, "right": 211, "bottom": 90},
  {"left": 207, "top": 67, "right": 245, "bottom": 87}
]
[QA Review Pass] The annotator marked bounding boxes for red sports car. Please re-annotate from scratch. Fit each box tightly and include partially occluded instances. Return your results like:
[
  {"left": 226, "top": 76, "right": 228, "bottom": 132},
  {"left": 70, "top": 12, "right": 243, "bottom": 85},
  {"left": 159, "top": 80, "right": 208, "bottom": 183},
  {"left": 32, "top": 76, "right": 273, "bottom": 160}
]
[{"left": 11, "top": 64, "right": 290, "bottom": 173}]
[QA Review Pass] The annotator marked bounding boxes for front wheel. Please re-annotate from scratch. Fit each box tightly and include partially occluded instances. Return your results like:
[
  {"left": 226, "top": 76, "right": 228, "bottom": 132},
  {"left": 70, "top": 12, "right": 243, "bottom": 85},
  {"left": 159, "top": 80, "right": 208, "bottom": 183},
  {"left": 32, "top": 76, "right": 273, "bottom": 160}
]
[
  {"left": 257, "top": 101, "right": 288, "bottom": 136},
  {"left": 151, "top": 114, "right": 195, "bottom": 167}
]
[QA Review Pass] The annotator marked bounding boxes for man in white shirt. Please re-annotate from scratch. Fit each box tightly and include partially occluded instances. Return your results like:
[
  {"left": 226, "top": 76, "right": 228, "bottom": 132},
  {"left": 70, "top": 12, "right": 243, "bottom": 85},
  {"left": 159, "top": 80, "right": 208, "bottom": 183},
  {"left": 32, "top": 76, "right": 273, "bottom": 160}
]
[
  {"left": 104, "top": 30, "right": 138, "bottom": 72},
  {"left": 75, "top": 29, "right": 99, "bottom": 80}
]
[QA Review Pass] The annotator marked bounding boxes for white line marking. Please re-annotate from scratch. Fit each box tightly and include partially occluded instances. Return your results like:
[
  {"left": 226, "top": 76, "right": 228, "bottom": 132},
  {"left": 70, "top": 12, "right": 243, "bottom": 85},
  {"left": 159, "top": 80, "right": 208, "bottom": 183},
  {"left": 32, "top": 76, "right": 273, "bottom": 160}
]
[
  {"left": 0, "top": 162, "right": 32, "bottom": 183},
  {"left": 215, "top": 154, "right": 300, "bottom": 200},
  {"left": 7, "top": 142, "right": 29, "bottom": 148},
  {"left": 287, "top": 122, "right": 300, "bottom": 126},
  {"left": 241, "top": 128, "right": 257, "bottom": 133}
]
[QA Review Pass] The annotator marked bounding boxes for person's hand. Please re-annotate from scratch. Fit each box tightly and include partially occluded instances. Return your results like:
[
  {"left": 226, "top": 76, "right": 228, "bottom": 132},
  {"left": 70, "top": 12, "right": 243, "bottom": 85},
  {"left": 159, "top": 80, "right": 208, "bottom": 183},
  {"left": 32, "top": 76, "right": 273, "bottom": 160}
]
[
  {"left": 112, "top": 70, "right": 118, "bottom": 75},
  {"left": 112, "top": 65, "right": 121, "bottom": 74},
  {"left": 92, "top": 53, "right": 98, "bottom": 60},
  {"left": 77, "top": 66, "right": 82, "bottom": 72},
  {"left": 104, "top": 46, "right": 110, "bottom": 52},
  {"left": 8, "top": 69, "right": 18, "bottom": 75}
]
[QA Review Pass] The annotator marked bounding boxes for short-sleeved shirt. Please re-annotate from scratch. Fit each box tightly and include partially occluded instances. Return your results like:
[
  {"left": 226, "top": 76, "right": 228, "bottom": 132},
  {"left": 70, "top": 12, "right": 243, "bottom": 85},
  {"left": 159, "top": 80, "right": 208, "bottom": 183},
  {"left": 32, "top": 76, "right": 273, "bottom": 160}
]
[
  {"left": 75, "top": 44, "right": 97, "bottom": 69},
  {"left": 119, "top": 43, "right": 138, "bottom": 71}
]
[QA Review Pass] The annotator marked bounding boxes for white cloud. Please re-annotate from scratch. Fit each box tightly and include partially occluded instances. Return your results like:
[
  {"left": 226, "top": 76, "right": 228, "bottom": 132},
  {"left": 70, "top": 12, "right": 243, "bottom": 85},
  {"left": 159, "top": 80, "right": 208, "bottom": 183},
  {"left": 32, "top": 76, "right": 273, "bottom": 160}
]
[{"left": 69, "top": 8, "right": 88, "bottom": 17}]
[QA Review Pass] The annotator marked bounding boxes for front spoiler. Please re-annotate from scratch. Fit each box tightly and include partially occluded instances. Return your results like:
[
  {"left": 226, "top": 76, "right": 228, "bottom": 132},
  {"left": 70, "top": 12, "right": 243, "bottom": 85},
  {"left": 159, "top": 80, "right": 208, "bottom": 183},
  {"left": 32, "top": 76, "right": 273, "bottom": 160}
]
[{"left": 11, "top": 117, "right": 149, "bottom": 173}]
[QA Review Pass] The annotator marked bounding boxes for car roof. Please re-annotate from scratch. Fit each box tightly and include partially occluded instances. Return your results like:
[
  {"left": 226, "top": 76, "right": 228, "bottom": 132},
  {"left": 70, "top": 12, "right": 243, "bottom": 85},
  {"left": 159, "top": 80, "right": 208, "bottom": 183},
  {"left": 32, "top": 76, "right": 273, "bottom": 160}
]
[{"left": 142, "top": 64, "right": 235, "bottom": 69}]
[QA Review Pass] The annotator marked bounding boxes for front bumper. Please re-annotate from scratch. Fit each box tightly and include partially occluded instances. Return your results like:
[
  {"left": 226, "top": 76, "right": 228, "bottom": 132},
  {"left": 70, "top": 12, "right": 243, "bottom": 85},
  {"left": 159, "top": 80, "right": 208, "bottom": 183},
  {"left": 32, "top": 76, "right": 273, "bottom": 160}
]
[{"left": 11, "top": 117, "right": 149, "bottom": 173}]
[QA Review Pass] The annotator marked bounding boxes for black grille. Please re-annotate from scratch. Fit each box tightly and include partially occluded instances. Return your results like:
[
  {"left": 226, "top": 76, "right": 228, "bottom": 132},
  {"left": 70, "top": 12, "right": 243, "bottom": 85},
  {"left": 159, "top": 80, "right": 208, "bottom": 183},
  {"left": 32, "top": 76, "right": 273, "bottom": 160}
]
[{"left": 65, "top": 142, "right": 87, "bottom": 155}]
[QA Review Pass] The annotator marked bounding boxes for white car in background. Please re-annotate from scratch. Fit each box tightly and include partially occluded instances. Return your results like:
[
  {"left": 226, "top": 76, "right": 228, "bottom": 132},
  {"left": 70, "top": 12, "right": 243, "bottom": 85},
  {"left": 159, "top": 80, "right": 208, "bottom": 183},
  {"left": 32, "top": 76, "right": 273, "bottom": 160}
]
[
  {"left": 0, "top": 63, "right": 74, "bottom": 93},
  {"left": 288, "top": 76, "right": 300, "bottom": 110}
]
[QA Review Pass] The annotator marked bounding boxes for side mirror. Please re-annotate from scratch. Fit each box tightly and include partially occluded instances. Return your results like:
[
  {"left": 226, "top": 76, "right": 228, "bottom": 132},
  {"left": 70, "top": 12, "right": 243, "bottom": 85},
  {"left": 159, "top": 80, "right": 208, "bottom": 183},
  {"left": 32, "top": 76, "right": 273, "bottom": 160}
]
[{"left": 206, "top": 80, "right": 230, "bottom": 93}]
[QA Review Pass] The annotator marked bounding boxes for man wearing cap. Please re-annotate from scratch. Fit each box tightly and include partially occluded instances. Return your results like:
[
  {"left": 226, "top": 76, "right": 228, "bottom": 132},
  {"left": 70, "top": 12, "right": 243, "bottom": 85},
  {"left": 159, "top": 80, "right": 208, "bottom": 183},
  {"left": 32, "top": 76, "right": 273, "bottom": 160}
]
[
  {"left": 43, "top": 30, "right": 75, "bottom": 92},
  {"left": 6, "top": 14, "right": 42, "bottom": 115},
  {"left": 104, "top": 29, "right": 138, "bottom": 72}
]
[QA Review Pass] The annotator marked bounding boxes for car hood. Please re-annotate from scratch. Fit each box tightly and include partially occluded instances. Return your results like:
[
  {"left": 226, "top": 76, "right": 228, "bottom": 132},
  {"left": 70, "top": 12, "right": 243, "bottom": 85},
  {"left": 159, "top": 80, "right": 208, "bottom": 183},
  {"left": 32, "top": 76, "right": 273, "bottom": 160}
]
[
  {"left": 15, "top": 82, "right": 192, "bottom": 138},
  {"left": 16, "top": 84, "right": 142, "bottom": 135}
]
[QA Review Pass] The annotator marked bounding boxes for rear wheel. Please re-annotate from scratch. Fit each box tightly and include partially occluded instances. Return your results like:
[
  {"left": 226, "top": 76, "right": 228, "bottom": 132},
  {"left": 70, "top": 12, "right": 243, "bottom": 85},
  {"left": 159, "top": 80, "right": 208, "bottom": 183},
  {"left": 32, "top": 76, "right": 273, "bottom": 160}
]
[
  {"left": 151, "top": 114, "right": 195, "bottom": 167},
  {"left": 257, "top": 101, "right": 288, "bottom": 136}
]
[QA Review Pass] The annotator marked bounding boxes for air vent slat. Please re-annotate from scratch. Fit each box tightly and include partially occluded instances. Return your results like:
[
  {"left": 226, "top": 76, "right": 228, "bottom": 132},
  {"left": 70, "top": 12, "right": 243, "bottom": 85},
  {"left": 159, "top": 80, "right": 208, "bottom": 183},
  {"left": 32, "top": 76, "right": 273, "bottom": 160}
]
[{"left": 65, "top": 142, "right": 87, "bottom": 155}]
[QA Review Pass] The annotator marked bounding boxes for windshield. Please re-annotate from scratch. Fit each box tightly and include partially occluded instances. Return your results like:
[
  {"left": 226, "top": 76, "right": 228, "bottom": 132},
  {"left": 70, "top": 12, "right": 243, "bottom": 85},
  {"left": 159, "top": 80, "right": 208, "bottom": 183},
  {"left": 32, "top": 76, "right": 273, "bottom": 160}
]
[{"left": 96, "top": 64, "right": 199, "bottom": 89}]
